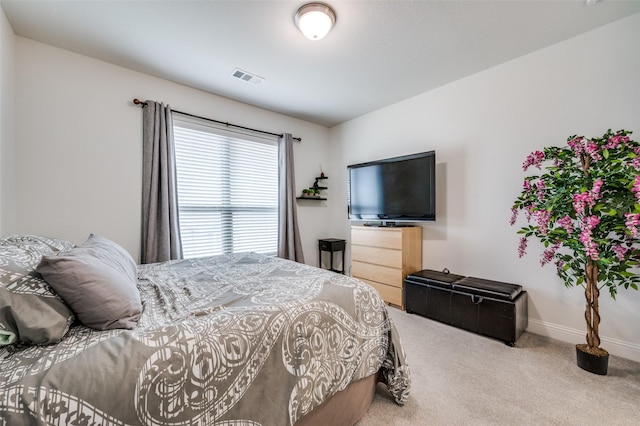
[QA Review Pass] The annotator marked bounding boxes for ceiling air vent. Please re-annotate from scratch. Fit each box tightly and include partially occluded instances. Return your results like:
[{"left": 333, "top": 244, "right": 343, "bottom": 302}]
[{"left": 231, "top": 68, "right": 264, "bottom": 85}]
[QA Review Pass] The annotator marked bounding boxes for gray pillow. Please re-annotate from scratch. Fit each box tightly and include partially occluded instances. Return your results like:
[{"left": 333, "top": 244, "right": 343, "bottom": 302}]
[
  {"left": 37, "top": 234, "right": 142, "bottom": 330},
  {"left": 0, "top": 235, "right": 76, "bottom": 345}
]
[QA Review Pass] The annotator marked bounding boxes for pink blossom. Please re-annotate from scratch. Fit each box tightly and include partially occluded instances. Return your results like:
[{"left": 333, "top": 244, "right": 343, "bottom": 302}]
[
  {"left": 536, "top": 179, "right": 546, "bottom": 200},
  {"left": 625, "top": 213, "right": 640, "bottom": 226},
  {"left": 572, "top": 186, "right": 600, "bottom": 216},
  {"left": 524, "top": 204, "right": 534, "bottom": 222},
  {"left": 632, "top": 147, "right": 640, "bottom": 169},
  {"left": 557, "top": 215, "right": 574, "bottom": 236},
  {"left": 632, "top": 176, "right": 640, "bottom": 204},
  {"left": 625, "top": 213, "right": 640, "bottom": 237},
  {"left": 509, "top": 207, "right": 518, "bottom": 226},
  {"left": 540, "top": 243, "right": 560, "bottom": 266},
  {"left": 522, "top": 151, "right": 545, "bottom": 171},
  {"left": 579, "top": 215, "right": 600, "bottom": 260},
  {"left": 572, "top": 192, "right": 593, "bottom": 216},
  {"left": 523, "top": 179, "right": 532, "bottom": 191},
  {"left": 518, "top": 237, "right": 528, "bottom": 258},
  {"left": 567, "top": 137, "right": 585, "bottom": 156},
  {"left": 536, "top": 209, "right": 551, "bottom": 236},
  {"left": 606, "top": 133, "right": 630, "bottom": 149},
  {"left": 591, "top": 179, "right": 603, "bottom": 200},
  {"left": 585, "top": 140, "right": 602, "bottom": 161},
  {"left": 584, "top": 215, "right": 600, "bottom": 230},
  {"left": 579, "top": 229, "right": 599, "bottom": 260},
  {"left": 612, "top": 244, "right": 628, "bottom": 261}
]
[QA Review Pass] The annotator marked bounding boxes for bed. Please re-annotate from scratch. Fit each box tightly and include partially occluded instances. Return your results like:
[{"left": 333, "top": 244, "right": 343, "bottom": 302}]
[{"left": 0, "top": 235, "right": 410, "bottom": 425}]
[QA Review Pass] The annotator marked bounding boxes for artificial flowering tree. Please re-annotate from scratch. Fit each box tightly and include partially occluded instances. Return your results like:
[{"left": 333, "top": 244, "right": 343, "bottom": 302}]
[{"left": 511, "top": 129, "right": 640, "bottom": 372}]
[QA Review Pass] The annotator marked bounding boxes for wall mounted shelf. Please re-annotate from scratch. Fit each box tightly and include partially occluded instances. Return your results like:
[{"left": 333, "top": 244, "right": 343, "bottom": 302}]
[{"left": 297, "top": 175, "right": 328, "bottom": 201}]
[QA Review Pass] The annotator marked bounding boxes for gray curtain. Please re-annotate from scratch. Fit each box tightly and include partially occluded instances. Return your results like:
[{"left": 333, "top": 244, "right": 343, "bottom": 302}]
[
  {"left": 141, "top": 100, "right": 183, "bottom": 264},
  {"left": 278, "top": 133, "right": 304, "bottom": 262}
]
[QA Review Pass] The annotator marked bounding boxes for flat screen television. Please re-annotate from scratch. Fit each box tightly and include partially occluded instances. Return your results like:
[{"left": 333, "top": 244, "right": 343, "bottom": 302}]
[{"left": 347, "top": 151, "right": 436, "bottom": 224}]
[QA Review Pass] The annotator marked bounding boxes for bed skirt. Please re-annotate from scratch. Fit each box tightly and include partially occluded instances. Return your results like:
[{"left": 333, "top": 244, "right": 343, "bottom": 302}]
[{"left": 295, "top": 372, "right": 379, "bottom": 426}]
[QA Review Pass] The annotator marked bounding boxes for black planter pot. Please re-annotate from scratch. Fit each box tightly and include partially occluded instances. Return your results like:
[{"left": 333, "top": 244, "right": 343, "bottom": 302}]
[{"left": 576, "top": 345, "right": 609, "bottom": 375}]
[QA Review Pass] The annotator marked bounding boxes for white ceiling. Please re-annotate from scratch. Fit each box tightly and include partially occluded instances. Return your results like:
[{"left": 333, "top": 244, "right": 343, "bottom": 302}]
[{"left": 2, "top": 0, "right": 640, "bottom": 127}]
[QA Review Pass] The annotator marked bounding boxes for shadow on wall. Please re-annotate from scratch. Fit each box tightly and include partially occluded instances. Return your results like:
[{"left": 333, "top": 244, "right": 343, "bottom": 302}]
[
  {"left": 425, "top": 144, "right": 468, "bottom": 243},
  {"left": 427, "top": 161, "right": 448, "bottom": 241}
]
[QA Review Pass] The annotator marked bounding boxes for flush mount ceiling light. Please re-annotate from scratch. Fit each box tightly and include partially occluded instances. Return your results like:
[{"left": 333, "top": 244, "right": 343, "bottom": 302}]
[{"left": 295, "top": 3, "right": 336, "bottom": 40}]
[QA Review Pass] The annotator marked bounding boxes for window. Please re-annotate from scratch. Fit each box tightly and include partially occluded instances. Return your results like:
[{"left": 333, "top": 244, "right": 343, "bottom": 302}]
[{"left": 173, "top": 117, "right": 278, "bottom": 258}]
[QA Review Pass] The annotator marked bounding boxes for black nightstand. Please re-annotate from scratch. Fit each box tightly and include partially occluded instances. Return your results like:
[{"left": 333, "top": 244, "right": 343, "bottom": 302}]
[{"left": 318, "top": 238, "right": 346, "bottom": 274}]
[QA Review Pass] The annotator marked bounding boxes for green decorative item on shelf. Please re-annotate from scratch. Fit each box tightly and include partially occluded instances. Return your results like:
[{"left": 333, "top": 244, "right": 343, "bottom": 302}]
[
  {"left": 298, "top": 176, "right": 328, "bottom": 200},
  {"left": 510, "top": 129, "right": 640, "bottom": 375}
]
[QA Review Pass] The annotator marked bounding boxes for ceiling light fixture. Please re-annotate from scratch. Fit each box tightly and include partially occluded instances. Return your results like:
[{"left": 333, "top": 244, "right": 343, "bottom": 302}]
[{"left": 294, "top": 3, "right": 336, "bottom": 41}]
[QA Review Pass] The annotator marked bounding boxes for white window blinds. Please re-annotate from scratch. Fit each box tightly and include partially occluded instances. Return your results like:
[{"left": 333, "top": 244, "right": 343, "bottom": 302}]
[{"left": 173, "top": 117, "right": 278, "bottom": 258}]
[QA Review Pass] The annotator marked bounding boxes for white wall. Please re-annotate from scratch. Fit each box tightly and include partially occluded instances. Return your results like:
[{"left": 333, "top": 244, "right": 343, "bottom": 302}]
[
  {"left": 13, "top": 37, "right": 331, "bottom": 263},
  {"left": 0, "top": 7, "right": 15, "bottom": 234},
  {"left": 330, "top": 13, "right": 640, "bottom": 362},
  {"left": 7, "top": 8, "right": 640, "bottom": 361}
]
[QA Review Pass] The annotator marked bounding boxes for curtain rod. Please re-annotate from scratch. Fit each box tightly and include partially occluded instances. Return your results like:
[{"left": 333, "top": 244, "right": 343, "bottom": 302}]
[{"left": 132, "top": 99, "right": 301, "bottom": 142}]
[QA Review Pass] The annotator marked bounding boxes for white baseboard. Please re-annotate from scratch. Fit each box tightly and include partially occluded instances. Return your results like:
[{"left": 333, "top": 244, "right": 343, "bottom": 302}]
[{"left": 527, "top": 318, "right": 640, "bottom": 363}]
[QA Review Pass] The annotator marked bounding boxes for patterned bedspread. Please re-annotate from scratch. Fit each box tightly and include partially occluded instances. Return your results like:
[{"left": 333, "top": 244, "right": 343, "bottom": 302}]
[{"left": 1, "top": 252, "right": 410, "bottom": 425}]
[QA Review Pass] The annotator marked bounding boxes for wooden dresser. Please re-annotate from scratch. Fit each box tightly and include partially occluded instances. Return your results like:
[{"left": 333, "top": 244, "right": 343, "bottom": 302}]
[{"left": 350, "top": 225, "right": 422, "bottom": 309}]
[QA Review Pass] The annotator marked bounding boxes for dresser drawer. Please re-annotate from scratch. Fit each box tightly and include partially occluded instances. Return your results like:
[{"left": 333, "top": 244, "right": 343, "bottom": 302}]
[
  {"left": 352, "top": 261, "right": 403, "bottom": 287},
  {"left": 350, "top": 225, "right": 422, "bottom": 311},
  {"left": 351, "top": 245, "right": 402, "bottom": 268},
  {"left": 351, "top": 228, "right": 403, "bottom": 250},
  {"left": 358, "top": 277, "right": 403, "bottom": 307}
]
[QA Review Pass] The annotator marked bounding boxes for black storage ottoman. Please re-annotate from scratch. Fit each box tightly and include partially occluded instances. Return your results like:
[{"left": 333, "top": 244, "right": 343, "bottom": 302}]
[
  {"left": 452, "top": 277, "right": 528, "bottom": 346},
  {"left": 404, "top": 269, "right": 464, "bottom": 323},
  {"left": 404, "top": 271, "right": 528, "bottom": 346}
]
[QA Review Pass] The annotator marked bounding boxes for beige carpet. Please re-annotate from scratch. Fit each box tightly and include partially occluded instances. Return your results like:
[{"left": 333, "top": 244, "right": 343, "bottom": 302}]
[{"left": 358, "top": 307, "right": 640, "bottom": 426}]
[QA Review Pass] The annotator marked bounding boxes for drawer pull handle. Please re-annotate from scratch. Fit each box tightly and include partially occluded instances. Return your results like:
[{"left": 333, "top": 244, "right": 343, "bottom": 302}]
[{"left": 471, "top": 295, "right": 484, "bottom": 304}]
